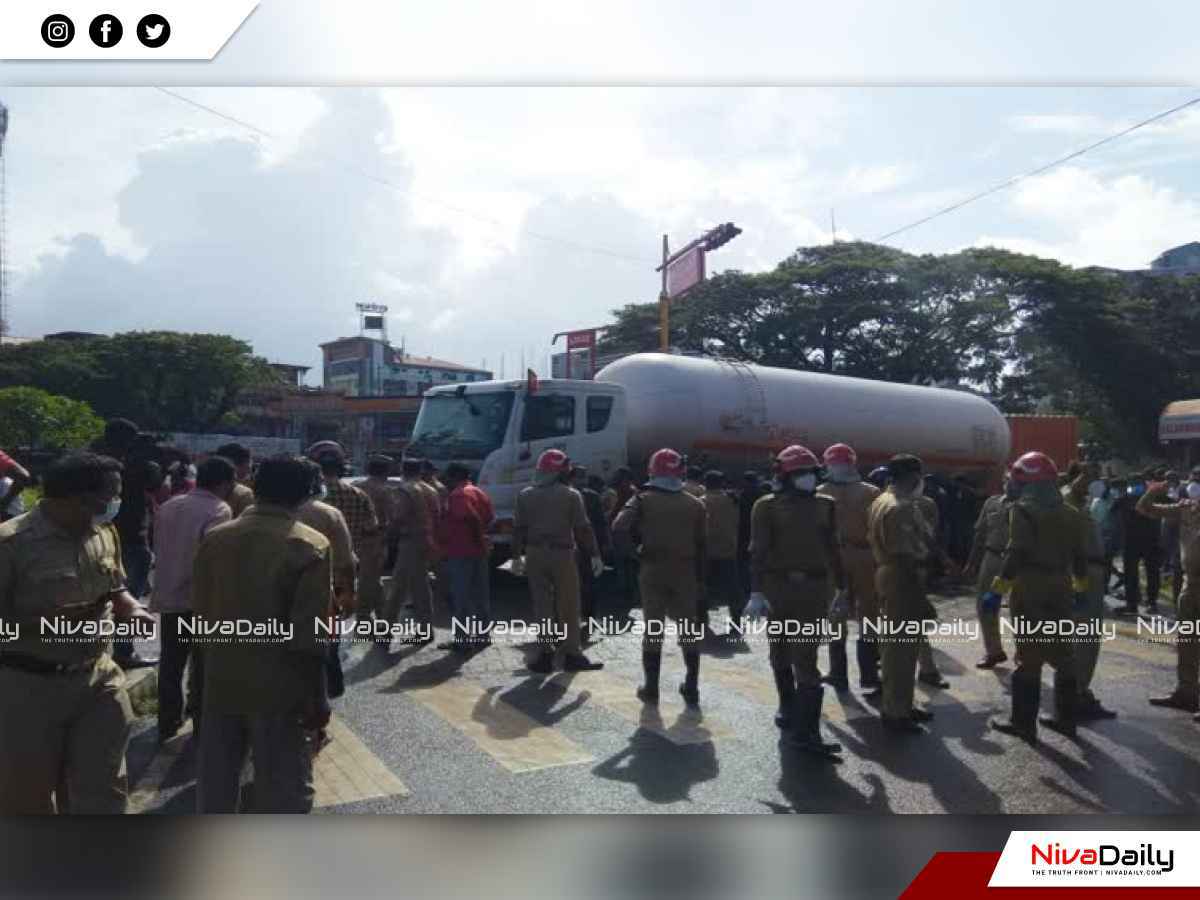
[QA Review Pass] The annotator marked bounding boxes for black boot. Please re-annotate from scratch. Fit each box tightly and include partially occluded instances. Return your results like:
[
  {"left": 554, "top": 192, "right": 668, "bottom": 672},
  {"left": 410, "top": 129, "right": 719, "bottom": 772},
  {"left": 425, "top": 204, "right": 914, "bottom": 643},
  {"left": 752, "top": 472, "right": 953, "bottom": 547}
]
[
  {"left": 856, "top": 638, "right": 880, "bottom": 689},
  {"left": 637, "top": 650, "right": 662, "bottom": 704},
  {"left": 992, "top": 669, "right": 1040, "bottom": 743},
  {"left": 1040, "top": 672, "right": 1078, "bottom": 738},
  {"left": 773, "top": 665, "right": 796, "bottom": 729},
  {"left": 679, "top": 649, "right": 700, "bottom": 707},
  {"left": 785, "top": 684, "right": 842, "bottom": 757},
  {"left": 822, "top": 640, "right": 849, "bottom": 691}
]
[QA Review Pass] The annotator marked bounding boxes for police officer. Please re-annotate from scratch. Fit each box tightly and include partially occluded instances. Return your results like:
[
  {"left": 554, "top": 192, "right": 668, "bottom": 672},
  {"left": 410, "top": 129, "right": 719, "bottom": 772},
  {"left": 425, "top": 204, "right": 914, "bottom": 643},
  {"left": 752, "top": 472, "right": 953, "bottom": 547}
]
[
  {"left": 512, "top": 450, "right": 604, "bottom": 673},
  {"left": 0, "top": 452, "right": 156, "bottom": 813},
  {"left": 612, "top": 448, "right": 706, "bottom": 706},
  {"left": 965, "top": 479, "right": 1017, "bottom": 669},
  {"left": 1063, "top": 463, "right": 1117, "bottom": 721},
  {"left": 817, "top": 443, "right": 881, "bottom": 693},
  {"left": 867, "top": 454, "right": 936, "bottom": 734},
  {"left": 914, "top": 485, "right": 952, "bottom": 690},
  {"left": 990, "top": 452, "right": 1090, "bottom": 743},
  {"left": 1139, "top": 475, "right": 1200, "bottom": 716},
  {"left": 747, "top": 445, "right": 847, "bottom": 756},
  {"left": 382, "top": 458, "right": 434, "bottom": 647},
  {"left": 700, "top": 470, "right": 743, "bottom": 633}
]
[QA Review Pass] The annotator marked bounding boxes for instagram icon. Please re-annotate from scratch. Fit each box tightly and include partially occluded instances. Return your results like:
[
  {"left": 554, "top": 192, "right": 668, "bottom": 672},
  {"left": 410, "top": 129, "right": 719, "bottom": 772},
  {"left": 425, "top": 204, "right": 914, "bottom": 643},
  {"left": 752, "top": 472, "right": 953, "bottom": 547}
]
[{"left": 40, "top": 14, "right": 76, "bottom": 47}]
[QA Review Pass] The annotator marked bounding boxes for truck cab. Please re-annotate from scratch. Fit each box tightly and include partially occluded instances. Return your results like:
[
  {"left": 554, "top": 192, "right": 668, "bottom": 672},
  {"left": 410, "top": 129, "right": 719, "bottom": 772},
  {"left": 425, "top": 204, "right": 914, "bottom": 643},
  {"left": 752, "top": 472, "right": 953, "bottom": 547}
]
[{"left": 406, "top": 378, "right": 627, "bottom": 557}]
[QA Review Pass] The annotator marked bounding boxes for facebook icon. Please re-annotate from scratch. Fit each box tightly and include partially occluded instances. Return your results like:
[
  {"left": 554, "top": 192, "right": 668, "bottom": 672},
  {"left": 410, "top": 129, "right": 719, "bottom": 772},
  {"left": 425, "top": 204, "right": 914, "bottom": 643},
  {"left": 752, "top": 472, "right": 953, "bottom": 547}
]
[{"left": 88, "top": 14, "right": 124, "bottom": 48}]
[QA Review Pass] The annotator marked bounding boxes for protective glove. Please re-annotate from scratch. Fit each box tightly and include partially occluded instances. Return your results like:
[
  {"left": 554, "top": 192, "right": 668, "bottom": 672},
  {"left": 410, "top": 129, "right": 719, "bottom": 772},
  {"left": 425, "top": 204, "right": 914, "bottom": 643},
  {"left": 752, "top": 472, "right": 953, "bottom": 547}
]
[
  {"left": 829, "top": 588, "right": 850, "bottom": 620},
  {"left": 1071, "top": 575, "right": 1089, "bottom": 595},
  {"left": 510, "top": 555, "right": 526, "bottom": 577},
  {"left": 745, "top": 591, "right": 769, "bottom": 621},
  {"left": 990, "top": 576, "right": 1015, "bottom": 596},
  {"left": 591, "top": 555, "right": 604, "bottom": 578},
  {"left": 980, "top": 590, "right": 1002, "bottom": 614}
]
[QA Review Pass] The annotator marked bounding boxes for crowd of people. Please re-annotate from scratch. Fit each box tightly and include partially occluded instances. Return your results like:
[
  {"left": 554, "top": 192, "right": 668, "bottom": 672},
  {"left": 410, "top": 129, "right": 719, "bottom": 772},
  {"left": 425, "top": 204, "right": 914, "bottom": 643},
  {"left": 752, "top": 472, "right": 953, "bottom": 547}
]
[{"left": 1, "top": 415, "right": 1198, "bottom": 814}]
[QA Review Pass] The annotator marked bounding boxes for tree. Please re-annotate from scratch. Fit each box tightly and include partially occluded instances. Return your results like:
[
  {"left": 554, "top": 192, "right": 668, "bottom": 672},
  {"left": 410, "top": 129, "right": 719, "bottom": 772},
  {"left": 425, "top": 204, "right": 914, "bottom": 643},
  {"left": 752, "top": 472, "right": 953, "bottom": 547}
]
[
  {"left": 0, "top": 387, "right": 104, "bottom": 451},
  {"left": 0, "top": 332, "right": 274, "bottom": 433}
]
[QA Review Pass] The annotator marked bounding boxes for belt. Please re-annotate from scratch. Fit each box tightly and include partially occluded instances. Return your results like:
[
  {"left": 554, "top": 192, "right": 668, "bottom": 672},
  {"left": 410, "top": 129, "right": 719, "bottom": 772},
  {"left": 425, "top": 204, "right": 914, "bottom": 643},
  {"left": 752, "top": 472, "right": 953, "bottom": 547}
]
[{"left": 0, "top": 652, "right": 101, "bottom": 676}]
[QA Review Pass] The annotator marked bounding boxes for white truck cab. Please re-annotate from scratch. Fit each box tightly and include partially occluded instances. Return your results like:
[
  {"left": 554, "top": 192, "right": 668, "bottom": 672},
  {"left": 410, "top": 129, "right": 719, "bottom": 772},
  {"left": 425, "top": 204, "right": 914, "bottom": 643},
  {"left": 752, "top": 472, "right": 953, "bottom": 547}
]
[{"left": 406, "top": 379, "right": 627, "bottom": 555}]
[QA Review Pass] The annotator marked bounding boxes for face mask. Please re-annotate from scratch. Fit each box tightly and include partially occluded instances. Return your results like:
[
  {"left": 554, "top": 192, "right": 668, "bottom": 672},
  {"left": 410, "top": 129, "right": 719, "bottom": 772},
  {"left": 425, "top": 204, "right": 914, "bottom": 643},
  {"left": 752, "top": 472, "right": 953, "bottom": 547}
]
[
  {"left": 791, "top": 473, "right": 817, "bottom": 493},
  {"left": 1188, "top": 482, "right": 1200, "bottom": 501},
  {"left": 93, "top": 498, "right": 121, "bottom": 526},
  {"left": 317, "top": 483, "right": 328, "bottom": 501},
  {"left": 1087, "top": 480, "right": 1105, "bottom": 500}
]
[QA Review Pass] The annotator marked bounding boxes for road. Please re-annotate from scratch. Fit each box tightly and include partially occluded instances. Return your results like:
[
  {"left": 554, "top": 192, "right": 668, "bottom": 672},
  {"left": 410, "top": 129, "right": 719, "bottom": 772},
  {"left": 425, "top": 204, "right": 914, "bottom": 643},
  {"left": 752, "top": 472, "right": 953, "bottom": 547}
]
[{"left": 127, "top": 575, "right": 1200, "bottom": 814}]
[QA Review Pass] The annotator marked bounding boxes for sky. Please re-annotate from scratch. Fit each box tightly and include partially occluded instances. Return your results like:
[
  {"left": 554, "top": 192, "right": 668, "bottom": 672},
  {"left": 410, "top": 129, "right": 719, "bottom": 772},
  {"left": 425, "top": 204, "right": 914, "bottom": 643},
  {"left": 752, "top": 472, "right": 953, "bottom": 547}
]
[{"left": 4, "top": 81, "right": 1200, "bottom": 382}]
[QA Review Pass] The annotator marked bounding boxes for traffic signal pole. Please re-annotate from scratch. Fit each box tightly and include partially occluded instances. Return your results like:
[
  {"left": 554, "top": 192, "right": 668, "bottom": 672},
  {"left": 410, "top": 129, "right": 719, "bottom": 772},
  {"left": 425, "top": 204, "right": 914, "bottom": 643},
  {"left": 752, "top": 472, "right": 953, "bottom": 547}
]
[
  {"left": 656, "top": 223, "right": 740, "bottom": 355},
  {"left": 659, "top": 234, "right": 670, "bottom": 353}
]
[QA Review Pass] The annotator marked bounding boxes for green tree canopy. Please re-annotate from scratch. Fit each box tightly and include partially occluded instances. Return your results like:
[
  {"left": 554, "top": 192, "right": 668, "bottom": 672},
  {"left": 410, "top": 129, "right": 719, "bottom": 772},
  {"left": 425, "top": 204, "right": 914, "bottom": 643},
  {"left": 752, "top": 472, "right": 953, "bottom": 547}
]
[
  {"left": 0, "top": 386, "right": 104, "bottom": 451},
  {"left": 0, "top": 332, "right": 274, "bottom": 433}
]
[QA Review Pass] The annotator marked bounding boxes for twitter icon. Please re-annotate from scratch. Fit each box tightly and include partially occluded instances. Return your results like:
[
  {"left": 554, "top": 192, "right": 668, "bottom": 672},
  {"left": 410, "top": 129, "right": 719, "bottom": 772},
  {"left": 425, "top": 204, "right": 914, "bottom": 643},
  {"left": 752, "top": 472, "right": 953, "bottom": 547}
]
[{"left": 137, "top": 13, "right": 170, "bottom": 48}]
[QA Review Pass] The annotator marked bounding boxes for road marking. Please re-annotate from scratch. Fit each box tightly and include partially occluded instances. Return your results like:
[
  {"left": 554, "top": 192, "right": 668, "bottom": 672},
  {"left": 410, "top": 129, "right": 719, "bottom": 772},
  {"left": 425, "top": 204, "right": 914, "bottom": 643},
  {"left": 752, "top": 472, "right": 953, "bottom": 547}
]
[
  {"left": 314, "top": 716, "right": 410, "bottom": 809},
  {"left": 128, "top": 716, "right": 409, "bottom": 812},
  {"left": 406, "top": 677, "right": 594, "bottom": 773},
  {"left": 548, "top": 669, "right": 733, "bottom": 744}
]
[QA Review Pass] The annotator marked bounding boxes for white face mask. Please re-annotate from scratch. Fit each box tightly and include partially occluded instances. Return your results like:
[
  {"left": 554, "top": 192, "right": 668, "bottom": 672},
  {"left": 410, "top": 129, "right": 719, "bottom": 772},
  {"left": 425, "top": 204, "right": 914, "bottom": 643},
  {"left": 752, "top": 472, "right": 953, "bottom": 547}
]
[
  {"left": 1188, "top": 482, "right": 1200, "bottom": 501},
  {"left": 93, "top": 498, "right": 121, "bottom": 526},
  {"left": 1088, "top": 480, "right": 1106, "bottom": 500},
  {"left": 317, "top": 483, "right": 329, "bottom": 501},
  {"left": 792, "top": 473, "right": 817, "bottom": 493}
]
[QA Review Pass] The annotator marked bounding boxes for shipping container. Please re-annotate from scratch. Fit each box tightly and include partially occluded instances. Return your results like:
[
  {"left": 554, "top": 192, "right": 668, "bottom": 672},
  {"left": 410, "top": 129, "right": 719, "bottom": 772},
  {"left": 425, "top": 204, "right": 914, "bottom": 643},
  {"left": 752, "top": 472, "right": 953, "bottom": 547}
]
[{"left": 991, "top": 415, "right": 1079, "bottom": 491}]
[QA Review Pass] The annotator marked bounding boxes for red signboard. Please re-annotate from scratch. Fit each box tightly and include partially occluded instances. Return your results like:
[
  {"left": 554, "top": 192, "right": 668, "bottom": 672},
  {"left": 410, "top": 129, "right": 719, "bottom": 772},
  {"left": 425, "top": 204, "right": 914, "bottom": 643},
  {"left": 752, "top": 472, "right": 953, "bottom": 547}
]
[
  {"left": 566, "top": 330, "right": 595, "bottom": 350},
  {"left": 666, "top": 245, "right": 705, "bottom": 298}
]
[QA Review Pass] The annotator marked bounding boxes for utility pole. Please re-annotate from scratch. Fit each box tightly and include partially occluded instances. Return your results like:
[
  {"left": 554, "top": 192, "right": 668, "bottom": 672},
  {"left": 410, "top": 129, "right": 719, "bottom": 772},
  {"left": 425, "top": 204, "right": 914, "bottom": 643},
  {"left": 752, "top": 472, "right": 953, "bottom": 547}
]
[
  {"left": 659, "top": 234, "right": 670, "bottom": 353},
  {"left": 831, "top": 208, "right": 838, "bottom": 244}
]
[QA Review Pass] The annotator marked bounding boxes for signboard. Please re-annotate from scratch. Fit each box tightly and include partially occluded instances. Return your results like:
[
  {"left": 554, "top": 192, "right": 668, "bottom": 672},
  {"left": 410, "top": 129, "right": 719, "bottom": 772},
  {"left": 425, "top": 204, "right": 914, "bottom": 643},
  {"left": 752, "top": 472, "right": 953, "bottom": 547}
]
[
  {"left": 363, "top": 315, "right": 385, "bottom": 331},
  {"left": 666, "top": 245, "right": 705, "bottom": 298},
  {"left": 567, "top": 330, "right": 595, "bottom": 350},
  {"left": 1160, "top": 415, "right": 1200, "bottom": 441}
]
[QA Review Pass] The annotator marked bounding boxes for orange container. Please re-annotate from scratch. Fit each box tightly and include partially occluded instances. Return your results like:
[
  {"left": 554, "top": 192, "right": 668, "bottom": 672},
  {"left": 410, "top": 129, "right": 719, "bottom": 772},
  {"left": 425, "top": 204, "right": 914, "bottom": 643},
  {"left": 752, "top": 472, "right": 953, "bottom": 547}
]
[{"left": 984, "top": 415, "right": 1080, "bottom": 493}]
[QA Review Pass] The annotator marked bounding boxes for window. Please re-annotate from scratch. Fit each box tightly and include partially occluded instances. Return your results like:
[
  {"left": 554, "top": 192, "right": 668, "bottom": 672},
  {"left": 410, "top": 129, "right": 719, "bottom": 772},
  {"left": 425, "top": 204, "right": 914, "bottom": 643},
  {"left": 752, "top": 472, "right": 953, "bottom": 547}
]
[
  {"left": 521, "top": 395, "right": 575, "bottom": 441},
  {"left": 586, "top": 395, "right": 614, "bottom": 433}
]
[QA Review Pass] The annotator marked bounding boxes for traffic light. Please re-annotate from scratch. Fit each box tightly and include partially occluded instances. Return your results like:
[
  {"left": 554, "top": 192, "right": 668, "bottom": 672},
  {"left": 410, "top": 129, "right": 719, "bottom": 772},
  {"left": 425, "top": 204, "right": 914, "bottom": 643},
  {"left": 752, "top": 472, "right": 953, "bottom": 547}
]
[{"left": 704, "top": 222, "right": 742, "bottom": 251}]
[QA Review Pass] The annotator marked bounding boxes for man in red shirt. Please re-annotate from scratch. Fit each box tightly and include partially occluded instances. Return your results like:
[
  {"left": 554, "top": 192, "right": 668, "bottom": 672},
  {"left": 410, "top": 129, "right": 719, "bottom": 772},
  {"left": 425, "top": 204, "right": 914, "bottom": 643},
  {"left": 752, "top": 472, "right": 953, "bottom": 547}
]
[{"left": 438, "top": 463, "right": 494, "bottom": 653}]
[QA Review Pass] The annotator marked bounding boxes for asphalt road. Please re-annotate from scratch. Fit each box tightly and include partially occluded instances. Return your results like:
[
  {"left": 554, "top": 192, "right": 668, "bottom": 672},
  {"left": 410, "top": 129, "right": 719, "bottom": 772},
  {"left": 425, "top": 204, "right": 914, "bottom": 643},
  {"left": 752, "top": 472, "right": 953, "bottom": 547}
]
[{"left": 127, "top": 574, "right": 1200, "bottom": 815}]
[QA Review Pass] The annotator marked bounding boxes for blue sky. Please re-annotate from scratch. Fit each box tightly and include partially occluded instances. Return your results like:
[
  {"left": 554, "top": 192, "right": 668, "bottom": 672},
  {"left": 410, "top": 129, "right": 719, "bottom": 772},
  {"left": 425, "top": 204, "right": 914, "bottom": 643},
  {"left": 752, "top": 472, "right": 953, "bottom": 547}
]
[{"left": 2, "top": 6, "right": 1200, "bottom": 380}]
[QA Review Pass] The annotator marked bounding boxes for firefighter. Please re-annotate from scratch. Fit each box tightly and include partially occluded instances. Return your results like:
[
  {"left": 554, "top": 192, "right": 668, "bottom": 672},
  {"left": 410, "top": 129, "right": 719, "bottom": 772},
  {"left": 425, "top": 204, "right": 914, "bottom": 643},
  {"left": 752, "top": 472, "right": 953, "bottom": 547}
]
[
  {"left": 746, "top": 445, "right": 847, "bottom": 757},
  {"left": 964, "top": 479, "right": 1017, "bottom": 669},
  {"left": 990, "top": 452, "right": 1090, "bottom": 743},
  {"left": 511, "top": 450, "right": 604, "bottom": 673},
  {"left": 612, "top": 449, "right": 707, "bottom": 706},
  {"left": 867, "top": 454, "right": 937, "bottom": 734},
  {"left": 817, "top": 443, "right": 881, "bottom": 693}
]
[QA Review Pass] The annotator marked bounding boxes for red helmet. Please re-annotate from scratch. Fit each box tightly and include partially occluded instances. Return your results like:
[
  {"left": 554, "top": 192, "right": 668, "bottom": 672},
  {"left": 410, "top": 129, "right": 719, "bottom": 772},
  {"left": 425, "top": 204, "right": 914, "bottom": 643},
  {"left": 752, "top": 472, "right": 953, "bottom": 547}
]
[
  {"left": 536, "top": 448, "right": 571, "bottom": 474},
  {"left": 823, "top": 443, "right": 857, "bottom": 467},
  {"left": 775, "top": 444, "right": 820, "bottom": 475},
  {"left": 1010, "top": 451, "right": 1058, "bottom": 484},
  {"left": 648, "top": 448, "right": 686, "bottom": 479}
]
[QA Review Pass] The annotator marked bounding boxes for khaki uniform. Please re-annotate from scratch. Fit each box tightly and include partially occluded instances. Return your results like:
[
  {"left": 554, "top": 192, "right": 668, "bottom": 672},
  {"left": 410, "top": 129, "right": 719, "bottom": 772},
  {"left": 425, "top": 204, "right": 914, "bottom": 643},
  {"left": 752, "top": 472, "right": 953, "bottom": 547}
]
[
  {"left": 0, "top": 505, "right": 133, "bottom": 814},
  {"left": 914, "top": 494, "right": 943, "bottom": 676},
  {"left": 700, "top": 490, "right": 742, "bottom": 623},
  {"left": 421, "top": 478, "right": 449, "bottom": 607},
  {"left": 751, "top": 492, "right": 839, "bottom": 685},
  {"left": 192, "top": 504, "right": 332, "bottom": 813},
  {"left": 514, "top": 483, "right": 597, "bottom": 656},
  {"left": 385, "top": 479, "right": 433, "bottom": 628},
  {"left": 970, "top": 494, "right": 1011, "bottom": 659},
  {"left": 228, "top": 482, "right": 255, "bottom": 519},
  {"left": 868, "top": 489, "right": 930, "bottom": 719},
  {"left": 818, "top": 480, "right": 880, "bottom": 624},
  {"left": 358, "top": 478, "right": 397, "bottom": 620},
  {"left": 1064, "top": 490, "right": 1106, "bottom": 693},
  {"left": 1001, "top": 499, "right": 1089, "bottom": 674},
  {"left": 613, "top": 489, "right": 706, "bottom": 648},
  {"left": 1137, "top": 494, "right": 1200, "bottom": 700},
  {"left": 683, "top": 480, "right": 707, "bottom": 499}
]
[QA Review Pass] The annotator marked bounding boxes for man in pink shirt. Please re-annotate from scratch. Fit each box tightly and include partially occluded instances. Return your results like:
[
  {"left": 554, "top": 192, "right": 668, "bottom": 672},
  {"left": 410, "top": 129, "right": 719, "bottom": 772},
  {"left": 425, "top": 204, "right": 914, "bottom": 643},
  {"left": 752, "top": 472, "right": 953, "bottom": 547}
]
[
  {"left": 151, "top": 456, "right": 236, "bottom": 742},
  {"left": 438, "top": 463, "right": 494, "bottom": 653}
]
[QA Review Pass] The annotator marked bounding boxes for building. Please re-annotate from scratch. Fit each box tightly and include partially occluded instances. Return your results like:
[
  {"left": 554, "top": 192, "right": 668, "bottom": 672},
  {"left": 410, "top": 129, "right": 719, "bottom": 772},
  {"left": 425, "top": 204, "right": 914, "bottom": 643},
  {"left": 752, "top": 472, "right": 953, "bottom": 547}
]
[
  {"left": 550, "top": 349, "right": 628, "bottom": 380},
  {"left": 320, "top": 335, "right": 492, "bottom": 397}
]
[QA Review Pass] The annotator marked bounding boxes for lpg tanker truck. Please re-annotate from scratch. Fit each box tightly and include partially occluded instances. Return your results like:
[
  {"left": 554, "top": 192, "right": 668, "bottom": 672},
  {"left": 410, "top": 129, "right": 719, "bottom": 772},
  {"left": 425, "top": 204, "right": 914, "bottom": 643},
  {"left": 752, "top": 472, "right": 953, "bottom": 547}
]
[{"left": 405, "top": 353, "right": 1011, "bottom": 553}]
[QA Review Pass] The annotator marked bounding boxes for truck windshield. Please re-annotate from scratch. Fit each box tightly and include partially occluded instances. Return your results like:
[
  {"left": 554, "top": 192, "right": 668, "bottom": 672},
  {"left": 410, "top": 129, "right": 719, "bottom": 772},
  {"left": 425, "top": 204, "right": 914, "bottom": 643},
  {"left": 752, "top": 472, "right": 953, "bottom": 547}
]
[{"left": 408, "top": 391, "right": 516, "bottom": 460}]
